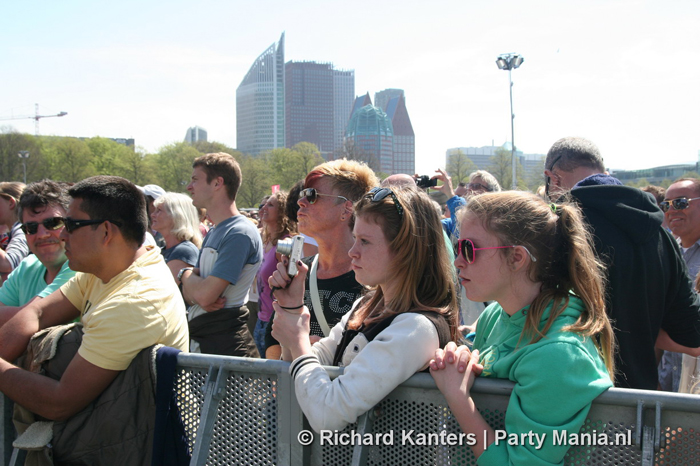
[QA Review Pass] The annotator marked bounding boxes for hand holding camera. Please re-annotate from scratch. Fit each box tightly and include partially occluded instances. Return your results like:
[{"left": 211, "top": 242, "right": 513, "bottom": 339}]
[{"left": 269, "top": 235, "right": 308, "bottom": 314}]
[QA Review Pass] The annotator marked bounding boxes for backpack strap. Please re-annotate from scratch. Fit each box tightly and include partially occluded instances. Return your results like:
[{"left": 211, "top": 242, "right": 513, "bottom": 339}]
[{"left": 331, "top": 310, "right": 452, "bottom": 366}]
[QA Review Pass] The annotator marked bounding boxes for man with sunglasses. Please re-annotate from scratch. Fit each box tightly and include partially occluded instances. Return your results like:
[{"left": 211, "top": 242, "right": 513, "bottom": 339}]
[
  {"left": 0, "top": 180, "right": 76, "bottom": 325},
  {"left": 0, "top": 176, "right": 188, "bottom": 454},
  {"left": 544, "top": 137, "right": 700, "bottom": 390},
  {"left": 657, "top": 178, "right": 700, "bottom": 391}
]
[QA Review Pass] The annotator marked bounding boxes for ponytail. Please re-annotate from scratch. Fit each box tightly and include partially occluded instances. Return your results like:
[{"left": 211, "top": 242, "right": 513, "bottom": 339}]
[{"left": 463, "top": 192, "right": 616, "bottom": 380}]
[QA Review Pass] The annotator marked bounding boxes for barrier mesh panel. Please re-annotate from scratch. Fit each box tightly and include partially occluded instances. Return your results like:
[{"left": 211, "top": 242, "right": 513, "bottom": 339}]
[
  {"left": 207, "top": 372, "right": 277, "bottom": 465},
  {"left": 175, "top": 368, "right": 278, "bottom": 466},
  {"left": 171, "top": 361, "right": 700, "bottom": 466},
  {"left": 564, "top": 419, "right": 641, "bottom": 465},
  {"left": 315, "top": 421, "right": 356, "bottom": 466},
  {"left": 657, "top": 426, "right": 700, "bottom": 465},
  {"left": 175, "top": 367, "right": 207, "bottom": 452}
]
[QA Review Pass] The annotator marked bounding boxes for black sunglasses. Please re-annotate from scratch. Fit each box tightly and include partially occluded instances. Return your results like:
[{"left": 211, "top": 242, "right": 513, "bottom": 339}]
[
  {"left": 300, "top": 188, "right": 349, "bottom": 205},
  {"left": 62, "top": 217, "right": 122, "bottom": 234},
  {"left": 544, "top": 154, "right": 564, "bottom": 200},
  {"left": 367, "top": 187, "right": 404, "bottom": 218},
  {"left": 457, "top": 238, "right": 537, "bottom": 264},
  {"left": 659, "top": 197, "right": 700, "bottom": 213},
  {"left": 21, "top": 217, "right": 65, "bottom": 235}
]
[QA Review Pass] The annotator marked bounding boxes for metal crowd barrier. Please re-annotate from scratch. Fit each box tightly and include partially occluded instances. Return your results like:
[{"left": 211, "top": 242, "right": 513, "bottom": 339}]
[
  {"left": 172, "top": 353, "right": 700, "bottom": 466},
  {"left": 1, "top": 352, "right": 699, "bottom": 465}
]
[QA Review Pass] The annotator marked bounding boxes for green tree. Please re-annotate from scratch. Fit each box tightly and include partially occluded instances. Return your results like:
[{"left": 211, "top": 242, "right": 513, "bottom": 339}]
[
  {"left": 524, "top": 158, "right": 546, "bottom": 192},
  {"left": 153, "top": 142, "right": 201, "bottom": 192},
  {"left": 446, "top": 149, "right": 476, "bottom": 184},
  {"left": 191, "top": 141, "right": 240, "bottom": 158},
  {"left": 0, "top": 130, "right": 49, "bottom": 182},
  {"left": 488, "top": 148, "right": 527, "bottom": 190},
  {"left": 291, "top": 142, "right": 325, "bottom": 178},
  {"left": 45, "top": 137, "right": 96, "bottom": 182},
  {"left": 238, "top": 155, "right": 272, "bottom": 208},
  {"left": 118, "top": 147, "right": 156, "bottom": 186},
  {"left": 264, "top": 143, "right": 324, "bottom": 189},
  {"left": 624, "top": 177, "right": 650, "bottom": 188},
  {"left": 85, "top": 137, "right": 124, "bottom": 175}
]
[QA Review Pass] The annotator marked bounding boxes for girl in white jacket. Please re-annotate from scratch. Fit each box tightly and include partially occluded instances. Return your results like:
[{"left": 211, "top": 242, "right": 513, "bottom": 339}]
[{"left": 269, "top": 185, "right": 459, "bottom": 432}]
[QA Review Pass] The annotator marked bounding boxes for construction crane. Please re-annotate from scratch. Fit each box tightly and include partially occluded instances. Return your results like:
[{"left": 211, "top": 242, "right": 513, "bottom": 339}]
[{"left": 0, "top": 103, "right": 68, "bottom": 135}]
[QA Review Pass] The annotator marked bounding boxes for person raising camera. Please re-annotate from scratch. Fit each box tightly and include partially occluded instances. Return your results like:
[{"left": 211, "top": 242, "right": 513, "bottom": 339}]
[{"left": 264, "top": 159, "right": 378, "bottom": 359}]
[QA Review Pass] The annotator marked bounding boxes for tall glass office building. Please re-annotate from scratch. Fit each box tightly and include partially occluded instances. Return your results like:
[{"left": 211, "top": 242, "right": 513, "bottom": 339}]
[
  {"left": 285, "top": 61, "right": 354, "bottom": 159},
  {"left": 236, "top": 33, "right": 285, "bottom": 155}
]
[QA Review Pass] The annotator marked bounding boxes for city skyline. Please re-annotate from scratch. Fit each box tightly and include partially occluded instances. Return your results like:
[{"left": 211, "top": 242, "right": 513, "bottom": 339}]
[{"left": 1, "top": 1, "right": 698, "bottom": 176}]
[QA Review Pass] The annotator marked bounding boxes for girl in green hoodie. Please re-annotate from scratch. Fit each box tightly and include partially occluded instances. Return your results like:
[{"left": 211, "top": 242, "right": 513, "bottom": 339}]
[{"left": 430, "top": 191, "right": 615, "bottom": 466}]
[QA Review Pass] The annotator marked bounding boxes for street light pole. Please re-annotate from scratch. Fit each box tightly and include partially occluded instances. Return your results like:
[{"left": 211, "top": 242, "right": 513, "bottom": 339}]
[
  {"left": 18, "top": 151, "right": 29, "bottom": 184},
  {"left": 496, "top": 53, "right": 524, "bottom": 190}
]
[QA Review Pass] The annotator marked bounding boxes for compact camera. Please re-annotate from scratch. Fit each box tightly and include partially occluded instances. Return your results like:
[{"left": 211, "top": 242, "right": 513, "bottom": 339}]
[
  {"left": 416, "top": 175, "right": 438, "bottom": 189},
  {"left": 276, "top": 235, "right": 305, "bottom": 277}
]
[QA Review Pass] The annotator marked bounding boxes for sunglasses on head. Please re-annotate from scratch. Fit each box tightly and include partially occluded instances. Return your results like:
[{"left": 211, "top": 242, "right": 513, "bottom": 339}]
[
  {"left": 367, "top": 187, "right": 404, "bottom": 218},
  {"left": 457, "top": 238, "right": 537, "bottom": 264},
  {"left": 300, "top": 188, "right": 349, "bottom": 205},
  {"left": 62, "top": 217, "right": 122, "bottom": 234},
  {"left": 659, "top": 197, "right": 700, "bottom": 213},
  {"left": 21, "top": 217, "right": 65, "bottom": 235}
]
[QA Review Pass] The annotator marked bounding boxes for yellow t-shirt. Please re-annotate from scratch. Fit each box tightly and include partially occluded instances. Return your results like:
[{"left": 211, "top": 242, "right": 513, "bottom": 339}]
[{"left": 60, "top": 246, "right": 189, "bottom": 371}]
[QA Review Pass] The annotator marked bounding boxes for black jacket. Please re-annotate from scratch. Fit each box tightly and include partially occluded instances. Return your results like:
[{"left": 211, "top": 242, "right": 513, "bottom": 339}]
[{"left": 571, "top": 185, "right": 700, "bottom": 389}]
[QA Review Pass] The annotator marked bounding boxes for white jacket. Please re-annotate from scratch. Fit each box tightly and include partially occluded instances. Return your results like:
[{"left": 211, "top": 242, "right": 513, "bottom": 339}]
[{"left": 289, "top": 309, "right": 439, "bottom": 432}]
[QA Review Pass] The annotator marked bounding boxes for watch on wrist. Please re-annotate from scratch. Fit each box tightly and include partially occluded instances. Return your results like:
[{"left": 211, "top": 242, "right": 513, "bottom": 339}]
[{"left": 177, "top": 267, "right": 193, "bottom": 283}]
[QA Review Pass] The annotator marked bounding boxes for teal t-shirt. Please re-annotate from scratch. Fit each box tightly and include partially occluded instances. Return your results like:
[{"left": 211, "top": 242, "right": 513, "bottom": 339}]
[{"left": 0, "top": 255, "right": 75, "bottom": 306}]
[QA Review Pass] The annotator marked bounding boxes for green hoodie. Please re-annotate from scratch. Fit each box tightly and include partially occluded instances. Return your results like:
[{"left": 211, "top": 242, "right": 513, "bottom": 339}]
[{"left": 474, "top": 296, "right": 612, "bottom": 466}]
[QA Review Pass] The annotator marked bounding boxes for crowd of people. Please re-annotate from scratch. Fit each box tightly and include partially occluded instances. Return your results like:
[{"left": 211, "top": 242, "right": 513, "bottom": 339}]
[{"left": 0, "top": 137, "right": 699, "bottom": 464}]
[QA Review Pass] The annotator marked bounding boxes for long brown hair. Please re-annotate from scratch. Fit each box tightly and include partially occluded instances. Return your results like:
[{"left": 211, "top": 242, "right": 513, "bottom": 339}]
[
  {"left": 347, "top": 185, "right": 460, "bottom": 342},
  {"left": 462, "top": 191, "right": 616, "bottom": 379},
  {"left": 261, "top": 191, "right": 297, "bottom": 246}
]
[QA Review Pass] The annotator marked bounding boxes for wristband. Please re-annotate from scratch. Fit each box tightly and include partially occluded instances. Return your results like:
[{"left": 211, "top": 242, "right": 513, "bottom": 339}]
[{"left": 276, "top": 302, "right": 304, "bottom": 311}]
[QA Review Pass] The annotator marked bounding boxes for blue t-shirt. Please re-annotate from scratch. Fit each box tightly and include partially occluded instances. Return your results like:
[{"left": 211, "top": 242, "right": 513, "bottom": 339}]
[
  {"left": 162, "top": 240, "right": 199, "bottom": 267},
  {"left": 0, "top": 255, "right": 75, "bottom": 306}
]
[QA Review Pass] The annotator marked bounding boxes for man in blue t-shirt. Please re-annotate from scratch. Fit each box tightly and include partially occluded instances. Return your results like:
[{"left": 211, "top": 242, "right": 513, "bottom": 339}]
[
  {"left": 181, "top": 152, "right": 263, "bottom": 357},
  {"left": 0, "top": 180, "right": 75, "bottom": 325}
]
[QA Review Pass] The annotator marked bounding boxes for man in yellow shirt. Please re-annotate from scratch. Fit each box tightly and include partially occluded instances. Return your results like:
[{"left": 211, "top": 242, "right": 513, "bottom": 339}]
[{"left": 0, "top": 175, "right": 188, "bottom": 420}]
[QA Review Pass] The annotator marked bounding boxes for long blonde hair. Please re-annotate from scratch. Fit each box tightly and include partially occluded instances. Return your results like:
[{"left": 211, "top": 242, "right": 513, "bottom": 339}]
[
  {"left": 461, "top": 191, "right": 616, "bottom": 379},
  {"left": 347, "top": 185, "right": 460, "bottom": 342}
]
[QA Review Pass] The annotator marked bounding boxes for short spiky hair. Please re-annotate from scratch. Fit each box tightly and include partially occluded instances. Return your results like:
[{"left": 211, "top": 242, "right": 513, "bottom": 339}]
[
  {"left": 192, "top": 152, "right": 242, "bottom": 201},
  {"left": 304, "top": 158, "right": 379, "bottom": 203},
  {"left": 545, "top": 137, "right": 605, "bottom": 173},
  {"left": 68, "top": 176, "right": 147, "bottom": 247},
  {"left": 18, "top": 180, "right": 71, "bottom": 223}
]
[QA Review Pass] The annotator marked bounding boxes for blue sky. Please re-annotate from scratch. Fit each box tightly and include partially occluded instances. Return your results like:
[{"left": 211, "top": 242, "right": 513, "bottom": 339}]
[{"left": 2, "top": 0, "right": 699, "bottom": 175}]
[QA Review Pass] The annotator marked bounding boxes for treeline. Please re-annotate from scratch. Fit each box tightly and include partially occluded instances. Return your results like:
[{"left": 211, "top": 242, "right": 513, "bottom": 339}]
[{"left": 0, "top": 130, "right": 325, "bottom": 208}]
